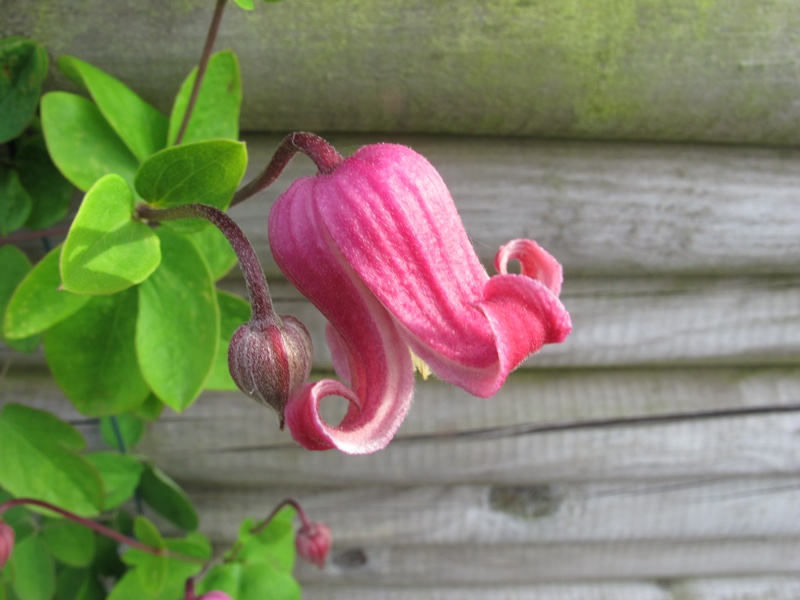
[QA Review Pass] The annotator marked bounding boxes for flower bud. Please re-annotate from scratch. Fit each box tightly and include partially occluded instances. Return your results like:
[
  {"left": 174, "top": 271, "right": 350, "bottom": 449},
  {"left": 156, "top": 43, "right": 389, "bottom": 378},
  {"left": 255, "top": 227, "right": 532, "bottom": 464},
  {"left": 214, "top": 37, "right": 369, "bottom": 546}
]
[
  {"left": 228, "top": 315, "right": 313, "bottom": 427},
  {"left": 0, "top": 521, "right": 14, "bottom": 568},
  {"left": 295, "top": 521, "right": 332, "bottom": 569},
  {"left": 197, "top": 593, "right": 233, "bottom": 600}
]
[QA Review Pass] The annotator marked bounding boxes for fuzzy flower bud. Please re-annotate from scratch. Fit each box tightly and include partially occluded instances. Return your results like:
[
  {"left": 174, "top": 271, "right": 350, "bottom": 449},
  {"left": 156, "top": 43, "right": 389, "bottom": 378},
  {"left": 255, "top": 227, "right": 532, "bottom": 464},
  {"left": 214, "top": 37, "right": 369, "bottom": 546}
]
[
  {"left": 228, "top": 316, "right": 313, "bottom": 427},
  {"left": 197, "top": 593, "right": 233, "bottom": 600},
  {"left": 0, "top": 521, "right": 14, "bottom": 568},
  {"left": 296, "top": 521, "right": 332, "bottom": 569}
]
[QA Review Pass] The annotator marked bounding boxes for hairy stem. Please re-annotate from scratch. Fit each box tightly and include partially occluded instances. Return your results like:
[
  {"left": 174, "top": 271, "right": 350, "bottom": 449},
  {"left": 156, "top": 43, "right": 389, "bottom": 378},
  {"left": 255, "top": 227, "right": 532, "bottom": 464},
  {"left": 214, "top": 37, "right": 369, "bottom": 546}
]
[
  {"left": 174, "top": 0, "right": 228, "bottom": 145},
  {"left": 0, "top": 498, "right": 203, "bottom": 564},
  {"left": 250, "top": 498, "right": 311, "bottom": 535},
  {"left": 230, "top": 132, "right": 343, "bottom": 207},
  {"left": 136, "top": 203, "right": 274, "bottom": 323}
]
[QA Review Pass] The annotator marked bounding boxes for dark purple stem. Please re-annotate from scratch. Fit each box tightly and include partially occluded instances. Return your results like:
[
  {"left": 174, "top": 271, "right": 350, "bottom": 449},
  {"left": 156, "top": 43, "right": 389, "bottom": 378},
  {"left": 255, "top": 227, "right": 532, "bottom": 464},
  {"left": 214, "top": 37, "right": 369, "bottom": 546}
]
[
  {"left": 230, "top": 132, "right": 343, "bottom": 207},
  {"left": 136, "top": 203, "right": 275, "bottom": 324},
  {"left": 250, "top": 498, "right": 312, "bottom": 535},
  {"left": 0, "top": 498, "right": 202, "bottom": 564},
  {"left": 174, "top": 0, "right": 228, "bottom": 145}
]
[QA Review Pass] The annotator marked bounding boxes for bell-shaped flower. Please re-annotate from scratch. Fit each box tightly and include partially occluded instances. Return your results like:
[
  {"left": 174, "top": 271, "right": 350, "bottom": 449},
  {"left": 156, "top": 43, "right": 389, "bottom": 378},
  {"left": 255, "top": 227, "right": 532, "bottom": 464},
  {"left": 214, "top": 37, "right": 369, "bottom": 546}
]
[{"left": 269, "top": 142, "right": 571, "bottom": 454}]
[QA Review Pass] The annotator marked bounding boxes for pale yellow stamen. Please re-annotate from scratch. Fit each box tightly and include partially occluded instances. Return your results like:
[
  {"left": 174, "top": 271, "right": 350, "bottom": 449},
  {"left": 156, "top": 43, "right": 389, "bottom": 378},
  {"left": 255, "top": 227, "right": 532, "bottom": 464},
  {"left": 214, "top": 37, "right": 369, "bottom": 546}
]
[{"left": 410, "top": 350, "right": 433, "bottom": 380}]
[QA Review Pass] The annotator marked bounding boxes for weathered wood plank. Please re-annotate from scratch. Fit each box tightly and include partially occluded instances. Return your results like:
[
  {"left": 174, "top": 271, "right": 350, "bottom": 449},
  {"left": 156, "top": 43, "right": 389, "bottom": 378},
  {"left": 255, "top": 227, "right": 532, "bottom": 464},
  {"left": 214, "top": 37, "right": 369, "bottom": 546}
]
[
  {"left": 6, "top": 2, "right": 800, "bottom": 144},
  {"left": 232, "top": 135, "right": 800, "bottom": 277},
  {"left": 9, "top": 136, "right": 800, "bottom": 277},
  {"left": 6, "top": 274, "right": 798, "bottom": 370},
  {"left": 188, "top": 476, "right": 800, "bottom": 546},
  {"left": 301, "top": 578, "right": 800, "bottom": 600},
  {"left": 138, "top": 407, "right": 800, "bottom": 486},
  {"left": 5, "top": 366, "right": 798, "bottom": 484},
  {"left": 292, "top": 538, "right": 800, "bottom": 585}
]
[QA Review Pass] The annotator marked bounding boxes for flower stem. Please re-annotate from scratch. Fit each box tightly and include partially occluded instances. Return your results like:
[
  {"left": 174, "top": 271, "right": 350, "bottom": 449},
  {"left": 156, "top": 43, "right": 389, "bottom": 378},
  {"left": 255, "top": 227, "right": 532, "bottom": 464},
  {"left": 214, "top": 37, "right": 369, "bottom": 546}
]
[
  {"left": 230, "top": 132, "right": 343, "bottom": 207},
  {"left": 250, "top": 498, "right": 311, "bottom": 535},
  {"left": 0, "top": 498, "right": 203, "bottom": 564},
  {"left": 174, "top": 0, "right": 228, "bottom": 145},
  {"left": 136, "top": 203, "right": 275, "bottom": 324}
]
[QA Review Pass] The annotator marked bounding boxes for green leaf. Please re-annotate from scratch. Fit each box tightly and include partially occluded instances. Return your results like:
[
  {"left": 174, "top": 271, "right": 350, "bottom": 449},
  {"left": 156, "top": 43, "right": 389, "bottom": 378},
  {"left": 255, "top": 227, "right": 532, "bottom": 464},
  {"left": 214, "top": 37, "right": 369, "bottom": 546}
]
[
  {"left": 0, "top": 37, "right": 48, "bottom": 143},
  {"left": 235, "top": 509, "right": 296, "bottom": 572},
  {"left": 0, "top": 404, "right": 103, "bottom": 516},
  {"left": 16, "top": 135, "right": 75, "bottom": 230},
  {"left": 206, "top": 291, "right": 251, "bottom": 390},
  {"left": 2, "top": 245, "right": 90, "bottom": 339},
  {"left": 127, "top": 517, "right": 167, "bottom": 596},
  {"left": 113, "top": 531, "right": 208, "bottom": 600},
  {"left": 132, "top": 394, "right": 165, "bottom": 421},
  {"left": 60, "top": 174, "right": 160, "bottom": 295},
  {"left": 44, "top": 288, "right": 151, "bottom": 416},
  {"left": 55, "top": 568, "right": 105, "bottom": 600},
  {"left": 135, "top": 139, "right": 246, "bottom": 214},
  {"left": 168, "top": 50, "right": 242, "bottom": 145},
  {"left": 186, "top": 224, "right": 238, "bottom": 281},
  {"left": 138, "top": 463, "right": 199, "bottom": 531},
  {"left": 0, "top": 246, "right": 38, "bottom": 352},
  {"left": 84, "top": 452, "right": 144, "bottom": 510},
  {"left": 42, "top": 519, "right": 96, "bottom": 567},
  {"left": 100, "top": 413, "right": 146, "bottom": 450},
  {"left": 59, "top": 56, "right": 168, "bottom": 162},
  {"left": 136, "top": 228, "right": 219, "bottom": 410},
  {"left": 233, "top": 0, "right": 254, "bottom": 9},
  {"left": 7, "top": 535, "right": 55, "bottom": 600},
  {"left": 200, "top": 562, "right": 300, "bottom": 600},
  {"left": 0, "top": 165, "right": 33, "bottom": 236},
  {"left": 40, "top": 92, "right": 140, "bottom": 191}
]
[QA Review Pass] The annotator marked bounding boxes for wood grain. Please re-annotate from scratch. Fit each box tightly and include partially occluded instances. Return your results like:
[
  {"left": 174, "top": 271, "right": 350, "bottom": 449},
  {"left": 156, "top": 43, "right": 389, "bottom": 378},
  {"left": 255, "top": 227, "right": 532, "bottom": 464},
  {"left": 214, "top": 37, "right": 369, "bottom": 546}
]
[{"left": 6, "top": 2, "right": 800, "bottom": 144}]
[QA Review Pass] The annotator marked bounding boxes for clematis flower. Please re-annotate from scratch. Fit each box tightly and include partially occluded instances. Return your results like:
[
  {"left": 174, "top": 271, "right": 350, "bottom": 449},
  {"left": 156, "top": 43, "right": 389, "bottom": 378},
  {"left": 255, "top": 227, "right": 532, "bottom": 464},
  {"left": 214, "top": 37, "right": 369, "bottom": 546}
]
[
  {"left": 0, "top": 521, "right": 13, "bottom": 568},
  {"left": 268, "top": 140, "right": 571, "bottom": 454}
]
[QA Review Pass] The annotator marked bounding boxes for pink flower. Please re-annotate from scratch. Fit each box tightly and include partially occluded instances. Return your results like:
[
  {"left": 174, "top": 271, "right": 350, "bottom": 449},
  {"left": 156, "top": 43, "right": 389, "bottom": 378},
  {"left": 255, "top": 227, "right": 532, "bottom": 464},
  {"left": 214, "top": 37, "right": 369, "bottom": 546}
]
[
  {"left": 295, "top": 521, "right": 332, "bottom": 569},
  {"left": 269, "top": 142, "right": 571, "bottom": 454},
  {"left": 0, "top": 521, "right": 14, "bottom": 568}
]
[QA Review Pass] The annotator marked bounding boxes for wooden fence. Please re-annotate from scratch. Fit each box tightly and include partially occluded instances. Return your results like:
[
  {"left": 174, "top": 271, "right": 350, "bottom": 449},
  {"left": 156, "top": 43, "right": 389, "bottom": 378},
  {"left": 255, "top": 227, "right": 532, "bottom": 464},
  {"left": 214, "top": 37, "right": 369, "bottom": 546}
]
[{"left": 3, "top": 1, "right": 800, "bottom": 598}]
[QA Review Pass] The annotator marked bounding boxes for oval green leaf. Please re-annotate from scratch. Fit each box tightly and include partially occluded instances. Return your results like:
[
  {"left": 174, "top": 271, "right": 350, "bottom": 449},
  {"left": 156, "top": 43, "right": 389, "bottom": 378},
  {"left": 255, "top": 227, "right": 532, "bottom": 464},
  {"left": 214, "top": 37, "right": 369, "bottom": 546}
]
[
  {"left": 84, "top": 452, "right": 144, "bottom": 511},
  {"left": 0, "top": 37, "right": 48, "bottom": 143},
  {"left": 16, "top": 134, "right": 75, "bottom": 230},
  {"left": 136, "top": 228, "right": 219, "bottom": 410},
  {"left": 0, "top": 404, "right": 104, "bottom": 517},
  {"left": 138, "top": 463, "right": 199, "bottom": 532},
  {"left": 0, "top": 245, "right": 39, "bottom": 352},
  {"left": 60, "top": 174, "right": 160, "bottom": 295},
  {"left": 168, "top": 50, "right": 242, "bottom": 145},
  {"left": 44, "top": 288, "right": 151, "bottom": 416},
  {"left": 100, "top": 413, "right": 146, "bottom": 450},
  {"left": 134, "top": 139, "right": 247, "bottom": 211},
  {"left": 41, "top": 92, "right": 139, "bottom": 191},
  {"left": 8, "top": 535, "right": 56, "bottom": 600},
  {"left": 0, "top": 164, "right": 33, "bottom": 236},
  {"left": 59, "top": 56, "right": 168, "bottom": 162},
  {"left": 3, "top": 245, "right": 91, "bottom": 339},
  {"left": 42, "top": 519, "right": 96, "bottom": 567}
]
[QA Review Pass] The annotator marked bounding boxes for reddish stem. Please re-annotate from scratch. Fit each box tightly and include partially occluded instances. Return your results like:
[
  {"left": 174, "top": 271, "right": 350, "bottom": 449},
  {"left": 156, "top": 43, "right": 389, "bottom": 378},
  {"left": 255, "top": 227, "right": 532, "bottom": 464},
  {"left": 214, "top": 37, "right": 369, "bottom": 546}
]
[
  {"left": 174, "top": 0, "right": 228, "bottom": 145},
  {"left": 230, "top": 132, "right": 343, "bottom": 207},
  {"left": 0, "top": 498, "right": 202, "bottom": 564},
  {"left": 250, "top": 498, "right": 312, "bottom": 535},
  {"left": 136, "top": 203, "right": 275, "bottom": 324}
]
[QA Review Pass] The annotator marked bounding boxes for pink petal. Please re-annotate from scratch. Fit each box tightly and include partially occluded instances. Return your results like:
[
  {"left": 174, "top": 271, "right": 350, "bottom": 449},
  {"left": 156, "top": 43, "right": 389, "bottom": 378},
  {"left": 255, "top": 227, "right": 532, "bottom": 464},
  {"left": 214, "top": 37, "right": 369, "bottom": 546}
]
[
  {"left": 313, "top": 144, "right": 569, "bottom": 397},
  {"left": 271, "top": 176, "right": 414, "bottom": 454}
]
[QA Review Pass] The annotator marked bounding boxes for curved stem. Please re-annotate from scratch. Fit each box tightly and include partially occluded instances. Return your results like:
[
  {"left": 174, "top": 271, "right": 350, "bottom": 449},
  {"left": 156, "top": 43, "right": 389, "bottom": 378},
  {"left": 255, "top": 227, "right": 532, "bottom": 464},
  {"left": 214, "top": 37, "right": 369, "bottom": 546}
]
[
  {"left": 0, "top": 498, "right": 203, "bottom": 564},
  {"left": 250, "top": 498, "right": 311, "bottom": 535},
  {"left": 174, "top": 0, "right": 228, "bottom": 145},
  {"left": 136, "top": 203, "right": 275, "bottom": 323},
  {"left": 230, "top": 132, "right": 343, "bottom": 207}
]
